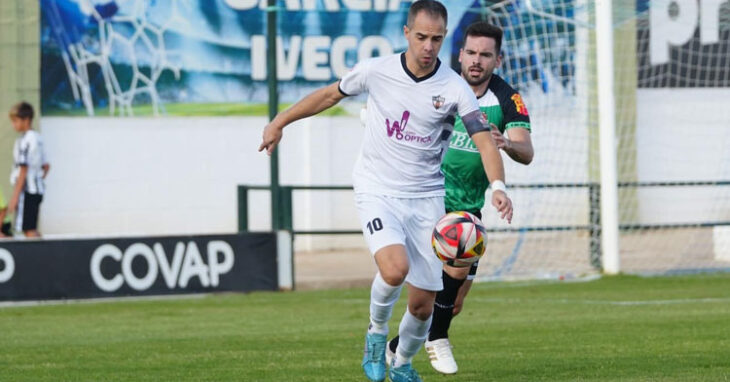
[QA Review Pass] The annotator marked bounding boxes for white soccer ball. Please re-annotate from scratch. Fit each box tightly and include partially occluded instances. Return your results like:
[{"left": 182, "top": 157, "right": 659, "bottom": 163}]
[{"left": 431, "top": 211, "right": 487, "bottom": 267}]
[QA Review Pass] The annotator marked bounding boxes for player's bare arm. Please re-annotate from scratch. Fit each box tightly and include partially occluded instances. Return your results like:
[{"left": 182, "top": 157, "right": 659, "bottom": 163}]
[
  {"left": 490, "top": 126, "right": 533, "bottom": 164},
  {"left": 471, "top": 131, "right": 513, "bottom": 223},
  {"left": 259, "top": 81, "right": 347, "bottom": 155},
  {"left": 461, "top": 110, "right": 513, "bottom": 223}
]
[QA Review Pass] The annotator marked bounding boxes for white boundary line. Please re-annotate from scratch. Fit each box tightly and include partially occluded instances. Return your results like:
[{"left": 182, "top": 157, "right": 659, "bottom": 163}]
[
  {"left": 468, "top": 296, "right": 730, "bottom": 306},
  {"left": 0, "top": 293, "right": 211, "bottom": 309}
]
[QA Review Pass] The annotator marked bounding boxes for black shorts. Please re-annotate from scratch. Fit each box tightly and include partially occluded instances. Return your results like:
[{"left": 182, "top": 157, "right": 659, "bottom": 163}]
[
  {"left": 468, "top": 260, "right": 479, "bottom": 278},
  {"left": 17, "top": 192, "right": 43, "bottom": 232}
]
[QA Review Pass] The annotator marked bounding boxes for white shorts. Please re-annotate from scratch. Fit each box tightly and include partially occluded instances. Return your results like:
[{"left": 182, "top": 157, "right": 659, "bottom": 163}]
[{"left": 355, "top": 193, "right": 445, "bottom": 291}]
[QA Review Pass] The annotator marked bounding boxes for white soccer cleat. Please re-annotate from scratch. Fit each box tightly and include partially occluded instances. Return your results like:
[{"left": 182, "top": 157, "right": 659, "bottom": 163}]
[
  {"left": 424, "top": 338, "right": 458, "bottom": 374},
  {"left": 385, "top": 340, "right": 395, "bottom": 367}
]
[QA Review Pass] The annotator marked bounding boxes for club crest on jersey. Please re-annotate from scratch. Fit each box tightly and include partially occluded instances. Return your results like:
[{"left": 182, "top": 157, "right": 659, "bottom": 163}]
[
  {"left": 478, "top": 111, "right": 488, "bottom": 127},
  {"left": 432, "top": 95, "right": 445, "bottom": 109}
]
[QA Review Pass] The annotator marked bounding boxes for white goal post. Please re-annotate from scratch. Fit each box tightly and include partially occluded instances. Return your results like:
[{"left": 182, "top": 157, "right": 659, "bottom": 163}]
[{"left": 472, "top": 0, "right": 730, "bottom": 281}]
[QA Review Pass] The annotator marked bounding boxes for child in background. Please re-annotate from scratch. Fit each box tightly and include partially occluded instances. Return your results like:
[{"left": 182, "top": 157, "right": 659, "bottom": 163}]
[{"left": 8, "top": 102, "right": 50, "bottom": 238}]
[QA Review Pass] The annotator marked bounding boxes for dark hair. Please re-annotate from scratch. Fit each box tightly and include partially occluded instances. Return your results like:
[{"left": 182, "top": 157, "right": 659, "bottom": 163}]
[
  {"left": 463, "top": 21, "right": 503, "bottom": 53},
  {"left": 9, "top": 101, "right": 34, "bottom": 121},
  {"left": 407, "top": 0, "right": 448, "bottom": 28}
]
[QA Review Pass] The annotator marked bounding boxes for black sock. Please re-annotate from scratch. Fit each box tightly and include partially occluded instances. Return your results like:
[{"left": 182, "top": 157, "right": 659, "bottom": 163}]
[
  {"left": 389, "top": 336, "right": 399, "bottom": 353},
  {"left": 428, "top": 270, "right": 465, "bottom": 341}
]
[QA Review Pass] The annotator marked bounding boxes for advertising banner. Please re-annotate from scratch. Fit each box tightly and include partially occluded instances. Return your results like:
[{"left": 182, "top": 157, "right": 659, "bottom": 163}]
[
  {"left": 0, "top": 233, "right": 278, "bottom": 301},
  {"left": 637, "top": 0, "right": 730, "bottom": 88},
  {"left": 40, "top": 0, "right": 543, "bottom": 116}
]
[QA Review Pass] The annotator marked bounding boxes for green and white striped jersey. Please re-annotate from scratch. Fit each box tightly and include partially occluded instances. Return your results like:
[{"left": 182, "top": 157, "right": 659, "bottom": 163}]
[{"left": 442, "top": 74, "right": 531, "bottom": 213}]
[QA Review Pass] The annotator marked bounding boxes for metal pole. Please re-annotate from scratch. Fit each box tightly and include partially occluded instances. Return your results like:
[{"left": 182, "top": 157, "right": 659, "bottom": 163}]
[
  {"left": 595, "top": 0, "right": 620, "bottom": 274},
  {"left": 589, "top": 183, "right": 602, "bottom": 270},
  {"left": 237, "top": 186, "right": 248, "bottom": 232},
  {"left": 266, "top": 0, "right": 280, "bottom": 230}
]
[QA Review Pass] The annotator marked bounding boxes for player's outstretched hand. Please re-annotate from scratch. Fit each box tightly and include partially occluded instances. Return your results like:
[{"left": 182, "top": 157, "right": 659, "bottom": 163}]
[
  {"left": 259, "top": 123, "right": 283, "bottom": 155},
  {"left": 490, "top": 124, "right": 511, "bottom": 151},
  {"left": 491, "top": 190, "right": 513, "bottom": 224}
]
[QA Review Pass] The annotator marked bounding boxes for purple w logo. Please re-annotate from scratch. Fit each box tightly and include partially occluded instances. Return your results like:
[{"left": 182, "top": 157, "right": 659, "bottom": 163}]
[{"left": 385, "top": 111, "right": 410, "bottom": 140}]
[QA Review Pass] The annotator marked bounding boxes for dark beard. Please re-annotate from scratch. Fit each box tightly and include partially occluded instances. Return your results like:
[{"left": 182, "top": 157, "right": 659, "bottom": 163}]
[{"left": 464, "top": 72, "right": 489, "bottom": 87}]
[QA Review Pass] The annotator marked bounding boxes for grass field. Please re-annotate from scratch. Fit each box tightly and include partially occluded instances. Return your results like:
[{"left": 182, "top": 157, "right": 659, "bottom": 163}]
[{"left": 1, "top": 274, "right": 729, "bottom": 381}]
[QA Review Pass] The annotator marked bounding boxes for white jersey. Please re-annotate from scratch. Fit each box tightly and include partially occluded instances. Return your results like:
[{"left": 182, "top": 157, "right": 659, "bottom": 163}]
[
  {"left": 11, "top": 130, "right": 48, "bottom": 195},
  {"left": 340, "top": 53, "right": 479, "bottom": 197}
]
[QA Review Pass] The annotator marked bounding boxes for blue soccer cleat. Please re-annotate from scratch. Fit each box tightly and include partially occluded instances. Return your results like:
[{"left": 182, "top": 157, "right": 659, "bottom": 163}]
[
  {"left": 389, "top": 362, "right": 423, "bottom": 382},
  {"left": 361, "top": 332, "right": 387, "bottom": 382}
]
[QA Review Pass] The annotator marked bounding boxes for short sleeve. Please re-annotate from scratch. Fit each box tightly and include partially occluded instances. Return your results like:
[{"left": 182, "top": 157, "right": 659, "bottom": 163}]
[
  {"left": 17, "top": 138, "right": 32, "bottom": 166},
  {"left": 503, "top": 91, "right": 531, "bottom": 132},
  {"left": 338, "top": 59, "right": 370, "bottom": 97},
  {"left": 455, "top": 79, "right": 479, "bottom": 117}
]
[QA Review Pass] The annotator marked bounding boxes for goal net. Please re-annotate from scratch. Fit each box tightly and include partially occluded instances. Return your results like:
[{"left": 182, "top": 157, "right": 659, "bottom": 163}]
[{"left": 471, "top": 0, "right": 730, "bottom": 281}]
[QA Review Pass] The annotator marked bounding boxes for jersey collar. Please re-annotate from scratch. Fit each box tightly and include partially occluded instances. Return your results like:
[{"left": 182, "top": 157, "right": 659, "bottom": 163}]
[
  {"left": 400, "top": 52, "right": 441, "bottom": 83},
  {"left": 474, "top": 75, "right": 493, "bottom": 99}
]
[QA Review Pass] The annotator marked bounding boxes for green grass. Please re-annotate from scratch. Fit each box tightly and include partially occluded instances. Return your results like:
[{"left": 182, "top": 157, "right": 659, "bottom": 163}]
[
  {"left": 1, "top": 274, "right": 729, "bottom": 381},
  {"left": 42, "top": 103, "right": 349, "bottom": 117}
]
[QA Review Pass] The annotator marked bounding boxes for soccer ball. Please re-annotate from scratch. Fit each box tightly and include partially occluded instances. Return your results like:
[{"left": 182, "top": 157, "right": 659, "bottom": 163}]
[{"left": 431, "top": 211, "right": 487, "bottom": 267}]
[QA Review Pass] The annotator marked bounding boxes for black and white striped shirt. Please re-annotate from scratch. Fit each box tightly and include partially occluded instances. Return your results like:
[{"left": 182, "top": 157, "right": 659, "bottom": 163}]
[{"left": 11, "top": 130, "right": 48, "bottom": 195}]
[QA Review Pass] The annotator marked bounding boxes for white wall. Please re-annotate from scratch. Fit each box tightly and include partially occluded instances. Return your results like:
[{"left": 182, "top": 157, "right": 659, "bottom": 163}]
[
  {"left": 41, "top": 89, "right": 730, "bottom": 252},
  {"left": 40, "top": 116, "right": 365, "bottom": 250},
  {"left": 39, "top": 107, "right": 591, "bottom": 250},
  {"left": 40, "top": 111, "right": 586, "bottom": 250},
  {"left": 636, "top": 88, "right": 730, "bottom": 224}
]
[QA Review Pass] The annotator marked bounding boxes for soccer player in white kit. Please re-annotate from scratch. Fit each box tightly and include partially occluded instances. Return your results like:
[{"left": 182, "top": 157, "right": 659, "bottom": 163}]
[{"left": 259, "top": 2, "right": 512, "bottom": 381}]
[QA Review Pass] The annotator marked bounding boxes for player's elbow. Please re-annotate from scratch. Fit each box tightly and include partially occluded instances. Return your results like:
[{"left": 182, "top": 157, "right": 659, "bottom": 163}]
[
  {"left": 522, "top": 151, "right": 534, "bottom": 165},
  {"left": 323, "top": 83, "right": 345, "bottom": 108},
  {"left": 516, "top": 148, "right": 534, "bottom": 165}
]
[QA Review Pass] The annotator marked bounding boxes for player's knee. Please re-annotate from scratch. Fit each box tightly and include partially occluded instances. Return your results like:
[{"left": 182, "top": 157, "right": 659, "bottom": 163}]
[
  {"left": 380, "top": 267, "right": 407, "bottom": 285},
  {"left": 444, "top": 264, "right": 470, "bottom": 280},
  {"left": 378, "top": 260, "right": 408, "bottom": 285},
  {"left": 374, "top": 245, "right": 408, "bottom": 285},
  {"left": 408, "top": 300, "right": 434, "bottom": 320},
  {"left": 379, "top": 262, "right": 408, "bottom": 285}
]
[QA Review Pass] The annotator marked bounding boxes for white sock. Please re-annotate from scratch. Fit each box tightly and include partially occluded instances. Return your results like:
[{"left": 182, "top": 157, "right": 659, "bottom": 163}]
[
  {"left": 368, "top": 272, "right": 402, "bottom": 335},
  {"left": 394, "top": 308, "right": 431, "bottom": 367}
]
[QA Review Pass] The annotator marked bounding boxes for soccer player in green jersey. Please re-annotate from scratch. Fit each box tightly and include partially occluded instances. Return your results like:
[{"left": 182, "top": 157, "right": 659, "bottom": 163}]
[{"left": 388, "top": 21, "right": 533, "bottom": 375}]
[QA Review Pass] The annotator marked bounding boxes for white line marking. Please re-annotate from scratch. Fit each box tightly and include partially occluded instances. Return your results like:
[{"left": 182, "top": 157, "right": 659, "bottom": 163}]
[
  {"left": 468, "top": 296, "right": 730, "bottom": 306},
  {"left": 0, "top": 293, "right": 210, "bottom": 309}
]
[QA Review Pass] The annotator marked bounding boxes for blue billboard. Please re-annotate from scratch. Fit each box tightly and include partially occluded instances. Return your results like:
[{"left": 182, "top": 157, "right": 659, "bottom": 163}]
[{"left": 41, "top": 0, "right": 572, "bottom": 116}]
